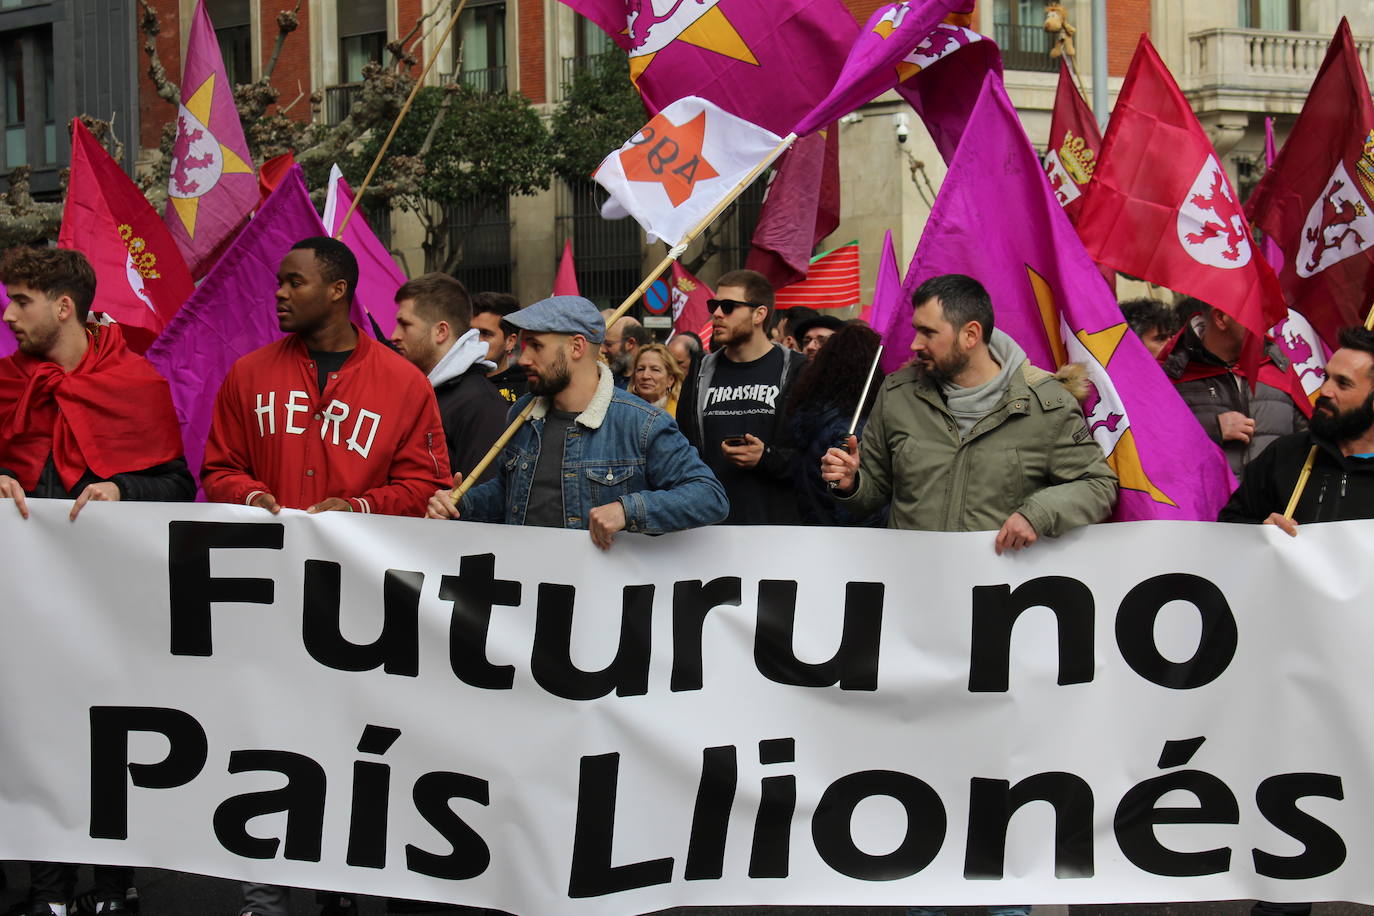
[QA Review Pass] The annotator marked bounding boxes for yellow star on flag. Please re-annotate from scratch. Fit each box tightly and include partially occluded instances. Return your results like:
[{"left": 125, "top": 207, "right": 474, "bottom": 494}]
[
  {"left": 1026, "top": 265, "right": 1176, "bottom": 507},
  {"left": 629, "top": 6, "right": 759, "bottom": 88},
  {"left": 168, "top": 73, "right": 253, "bottom": 238}
]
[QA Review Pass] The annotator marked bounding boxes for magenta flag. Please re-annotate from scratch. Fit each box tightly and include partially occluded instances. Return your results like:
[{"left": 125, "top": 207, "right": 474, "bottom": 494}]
[
  {"left": 560, "top": 0, "right": 857, "bottom": 136},
  {"left": 164, "top": 0, "right": 259, "bottom": 278},
  {"left": 323, "top": 165, "right": 407, "bottom": 336},
  {"left": 885, "top": 73, "right": 1235, "bottom": 521},
  {"left": 867, "top": 229, "right": 904, "bottom": 347},
  {"left": 552, "top": 240, "right": 580, "bottom": 296},
  {"left": 147, "top": 165, "right": 329, "bottom": 482},
  {"left": 1258, "top": 116, "right": 1285, "bottom": 273},
  {"left": 0, "top": 288, "right": 14, "bottom": 358},
  {"left": 793, "top": 0, "right": 968, "bottom": 135},
  {"left": 896, "top": 28, "right": 1003, "bottom": 163}
]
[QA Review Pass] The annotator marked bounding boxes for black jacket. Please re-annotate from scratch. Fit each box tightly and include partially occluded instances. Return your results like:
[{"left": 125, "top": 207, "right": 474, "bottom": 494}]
[
  {"left": 1, "top": 456, "right": 196, "bottom": 502},
  {"left": 1163, "top": 327, "right": 1307, "bottom": 482},
  {"left": 435, "top": 366, "right": 511, "bottom": 485},
  {"left": 487, "top": 364, "right": 527, "bottom": 405},
  {"left": 1218, "top": 431, "right": 1374, "bottom": 524}
]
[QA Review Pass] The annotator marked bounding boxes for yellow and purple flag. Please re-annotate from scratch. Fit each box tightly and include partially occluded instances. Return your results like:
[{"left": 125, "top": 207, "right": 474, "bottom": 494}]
[
  {"left": 561, "top": 0, "right": 857, "bottom": 136},
  {"left": 147, "top": 165, "right": 330, "bottom": 481},
  {"left": 885, "top": 73, "right": 1235, "bottom": 521},
  {"left": 163, "top": 0, "right": 258, "bottom": 279},
  {"left": 794, "top": 0, "right": 971, "bottom": 136}
]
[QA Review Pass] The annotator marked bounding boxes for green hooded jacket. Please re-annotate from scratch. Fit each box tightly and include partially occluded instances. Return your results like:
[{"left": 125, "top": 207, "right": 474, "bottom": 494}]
[{"left": 836, "top": 361, "right": 1118, "bottom": 536}]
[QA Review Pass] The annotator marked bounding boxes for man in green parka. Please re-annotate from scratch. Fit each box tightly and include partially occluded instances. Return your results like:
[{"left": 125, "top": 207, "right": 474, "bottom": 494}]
[{"left": 822, "top": 273, "right": 1118, "bottom": 553}]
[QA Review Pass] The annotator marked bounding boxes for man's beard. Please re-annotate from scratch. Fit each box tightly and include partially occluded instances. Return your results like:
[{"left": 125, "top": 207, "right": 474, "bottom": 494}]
[
  {"left": 1311, "top": 392, "right": 1374, "bottom": 442},
  {"left": 608, "top": 350, "right": 632, "bottom": 376},
  {"left": 915, "top": 348, "right": 970, "bottom": 387},
  {"left": 13, "top": 320, "right": 59, "bottom": 357},
  {"left": 528, "top": 349, "right": 572, "bottom": 396}
]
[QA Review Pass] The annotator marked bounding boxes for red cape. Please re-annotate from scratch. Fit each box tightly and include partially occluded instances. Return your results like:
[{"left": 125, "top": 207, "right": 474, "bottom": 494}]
[
  {"left": 0, "top": 324, "right": 184, "bottom": 490},
  {"left": 1161, "top": 331, "right": 1314, "bottom": 419}
]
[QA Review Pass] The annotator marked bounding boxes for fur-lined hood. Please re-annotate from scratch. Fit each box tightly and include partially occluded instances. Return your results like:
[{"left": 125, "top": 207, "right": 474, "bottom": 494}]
[
  {"left": 1023, "top": 361, "right": 1093, "bottom": 405},
  {"left": 527, "top": 362, "right": 616, "bottom": 429}
]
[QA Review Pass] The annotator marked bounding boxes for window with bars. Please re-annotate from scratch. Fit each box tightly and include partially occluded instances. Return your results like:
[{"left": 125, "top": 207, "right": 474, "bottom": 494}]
[
  {"left": 0, "top": 26, "right": 53, "bottom": 170},
  {"left": 1239, "top": 0, "right": 1299, "bottom": 30},
  {"left": 993, "top": 0, "right": 1055, "bottom": 72},
  {"left": 559, "top": 14, "right": 616, "bottom": 96},
  {"left": 555, "top": 179, "right": 644, "bottom": 309},
  {"left": 446, "top": 197, "right": 514, "bottom": 293},
  {"left": 455, "top": 0, "right": 507, "bottom": 94},
  {"left": 206, "top": 0, "right": 252, "bottom": 86},
  {"left": 338, "top": 0, "right": 386, "bottom": 84}
]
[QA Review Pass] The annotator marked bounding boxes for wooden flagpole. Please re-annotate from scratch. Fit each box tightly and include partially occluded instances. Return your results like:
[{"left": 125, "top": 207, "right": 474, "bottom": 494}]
[
  {"left": 449, "top": 131, "right": 799, "bottom": 504},
  {"left": 335, "top": 0, "right": 469, "bottom": 238},
  {"left": 1281, "top": 444, "right": 1319, "bottom": 519}
]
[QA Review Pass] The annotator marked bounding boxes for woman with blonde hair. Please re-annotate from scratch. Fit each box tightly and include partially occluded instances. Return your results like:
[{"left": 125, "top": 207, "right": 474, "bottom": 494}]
[{"left": 631, "top": 341, "right": 684, "bottom": 416}]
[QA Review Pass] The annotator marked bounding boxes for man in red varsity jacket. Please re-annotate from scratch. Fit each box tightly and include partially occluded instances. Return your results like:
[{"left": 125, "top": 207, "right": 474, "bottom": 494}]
[{"left": 202, "top": 236, "right": 450, "bottom": 517}]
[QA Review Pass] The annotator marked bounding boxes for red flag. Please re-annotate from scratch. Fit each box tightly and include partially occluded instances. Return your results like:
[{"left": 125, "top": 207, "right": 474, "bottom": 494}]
[
  {"left": 552, "top": 240, "right": 580, "bottom": 296},
  {"left": 773, "top": 240, "right": 860, "bottom": 310},
  {"left": 258, "top": 152, "right": 296, "bottom": 204},
  {"left": 59, "top": 120, "right": 196, "bottom": 353},
  {"left": 672, "top": 262, "right": 713, "bottom": 342},
  {"left": 1245, "top": 19, "right": 1374, "bottom": 343},
  {"left": 1077, "top": 36, "right": 1285, "bottom": 355},
  {"left": 1043, "top": 60, "right": 1101, "bottom": 224},
  {"left": 745, "top": 124, "right": 840, "bottom": 287}
]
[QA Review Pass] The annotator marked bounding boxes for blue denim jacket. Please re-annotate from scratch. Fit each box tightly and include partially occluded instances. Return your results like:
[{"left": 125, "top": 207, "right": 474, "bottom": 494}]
[{"left": 460, "top": 365, "right": 729, "bottom": 533}]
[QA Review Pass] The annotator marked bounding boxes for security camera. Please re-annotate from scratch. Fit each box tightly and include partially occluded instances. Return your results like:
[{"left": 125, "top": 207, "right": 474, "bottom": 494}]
[{"left": 896, "top": 122, "right": 909, "bottom": 143}]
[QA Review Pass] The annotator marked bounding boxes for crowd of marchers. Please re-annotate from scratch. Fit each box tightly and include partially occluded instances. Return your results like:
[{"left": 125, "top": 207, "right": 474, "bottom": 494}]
[{"left": 4, "top": 241, "right": 1374, "bottom": 916}]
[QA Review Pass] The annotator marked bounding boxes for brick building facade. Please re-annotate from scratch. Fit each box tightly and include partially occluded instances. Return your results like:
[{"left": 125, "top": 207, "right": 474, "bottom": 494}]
[{"left": 10, "top": 0, "right": 1374, "bottom": 311}]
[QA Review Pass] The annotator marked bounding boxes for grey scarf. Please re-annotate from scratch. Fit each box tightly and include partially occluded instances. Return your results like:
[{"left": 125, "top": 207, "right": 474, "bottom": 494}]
[{"left": 940, "top": 329, "right": 1026, "bottom": 439}]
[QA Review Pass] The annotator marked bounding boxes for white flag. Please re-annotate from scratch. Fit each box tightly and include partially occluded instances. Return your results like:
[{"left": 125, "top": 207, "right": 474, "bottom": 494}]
[{"left": 593, "top": 96, "right": 785, "bottom": 246}]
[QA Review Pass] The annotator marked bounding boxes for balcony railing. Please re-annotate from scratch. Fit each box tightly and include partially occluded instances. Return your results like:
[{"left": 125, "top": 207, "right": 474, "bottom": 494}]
[
  {"left": 1188, "top": 27, "right": 1374, "bottom": 108},
  {"left": 458, "top": 65, "right": 508, "bottom": 94},
  {"left": 993, "top": 22, "right": 1056, "bottom": 73},
  {"left": 324, "top": 83, "right": 362, "bottom": 125},
  {"left": 557, "top": 52, "right": 625, "bottom": 99}
]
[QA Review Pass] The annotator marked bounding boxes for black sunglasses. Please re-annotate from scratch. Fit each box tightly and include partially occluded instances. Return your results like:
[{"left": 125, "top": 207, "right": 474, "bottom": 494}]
[{"left": 707, "top": 298, "right": 763, "bottom": 315}]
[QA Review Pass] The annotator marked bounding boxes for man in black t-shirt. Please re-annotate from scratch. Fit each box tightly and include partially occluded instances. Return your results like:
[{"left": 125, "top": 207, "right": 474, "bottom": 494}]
[{"left": 678, "top": 269, "right": 805, "bottom": 524}]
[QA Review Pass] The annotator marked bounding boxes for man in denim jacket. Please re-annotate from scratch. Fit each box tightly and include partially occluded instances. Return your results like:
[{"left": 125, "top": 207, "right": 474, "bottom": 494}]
[{"left": 427, "top": 295, "right": 728, "bottom": 547}]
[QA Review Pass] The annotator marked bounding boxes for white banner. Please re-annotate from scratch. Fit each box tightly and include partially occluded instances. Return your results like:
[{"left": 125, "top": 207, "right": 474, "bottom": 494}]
[{"left": 3, "top": 501, "right": 1374, "bottom": 914}]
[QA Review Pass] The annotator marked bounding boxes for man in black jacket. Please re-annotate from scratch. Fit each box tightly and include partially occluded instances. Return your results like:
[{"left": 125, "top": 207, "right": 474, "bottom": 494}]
[
  {"left": 1164, "top": 298, "right": 1307, "bottom": 483},
  {"left": 390, "top": 273, "right": 508, "bottom": 484},
  {"left": 1220, "top": 326, "right": 1374, "bottom": 536},
  {"left": 677, "top": 268, "right": 805, "bottom": 524}
]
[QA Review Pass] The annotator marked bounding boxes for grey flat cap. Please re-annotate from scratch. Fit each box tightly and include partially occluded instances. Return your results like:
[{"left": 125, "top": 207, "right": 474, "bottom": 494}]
[{"left": 506, "top": 295, "right": 606, "bottom": 344}]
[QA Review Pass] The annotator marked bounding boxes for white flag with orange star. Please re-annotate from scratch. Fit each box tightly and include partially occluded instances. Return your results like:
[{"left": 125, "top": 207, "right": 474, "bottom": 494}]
[{"left": 594, "top": 97, "right": 786, "bottom": 247}]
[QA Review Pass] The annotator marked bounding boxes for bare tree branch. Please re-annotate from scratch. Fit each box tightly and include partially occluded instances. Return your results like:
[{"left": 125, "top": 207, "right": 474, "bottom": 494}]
[
  {"left": 138, "top": 0, "right": 180, "bottom": 105},
  {"left": 263, "top": 1, "right": 302, "bottom": 84}
]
